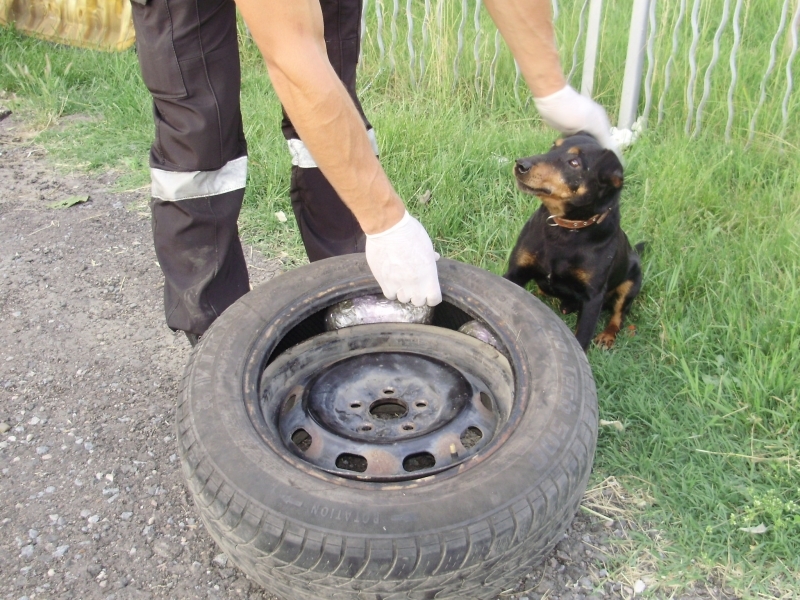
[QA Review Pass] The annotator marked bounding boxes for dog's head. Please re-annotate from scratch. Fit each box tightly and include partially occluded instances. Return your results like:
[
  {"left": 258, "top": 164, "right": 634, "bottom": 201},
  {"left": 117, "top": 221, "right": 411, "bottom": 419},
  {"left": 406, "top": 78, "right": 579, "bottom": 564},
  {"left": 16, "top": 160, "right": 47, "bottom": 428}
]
[{"left": 514, "top": 133, "right": 623, "bottom": 217}]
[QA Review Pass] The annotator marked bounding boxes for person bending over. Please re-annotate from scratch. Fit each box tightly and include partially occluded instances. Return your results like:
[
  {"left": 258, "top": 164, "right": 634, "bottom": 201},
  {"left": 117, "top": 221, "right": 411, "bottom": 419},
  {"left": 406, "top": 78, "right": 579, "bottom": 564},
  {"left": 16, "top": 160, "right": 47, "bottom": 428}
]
[{"left": 130, "top": 0, "right": 617, "bottom": 345}]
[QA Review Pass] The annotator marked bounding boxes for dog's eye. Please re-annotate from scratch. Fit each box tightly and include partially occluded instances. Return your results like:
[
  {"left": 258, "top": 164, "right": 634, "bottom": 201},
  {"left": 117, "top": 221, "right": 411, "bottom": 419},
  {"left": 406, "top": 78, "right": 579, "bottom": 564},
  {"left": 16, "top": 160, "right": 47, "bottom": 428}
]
[{"left": 567, "top": 158, "right": 581, "bottom": 168}]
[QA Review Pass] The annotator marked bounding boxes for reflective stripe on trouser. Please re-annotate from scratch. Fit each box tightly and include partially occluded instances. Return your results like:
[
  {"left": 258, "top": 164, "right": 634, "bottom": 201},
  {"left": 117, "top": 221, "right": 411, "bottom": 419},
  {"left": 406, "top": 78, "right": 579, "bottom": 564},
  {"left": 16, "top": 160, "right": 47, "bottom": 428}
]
[
  {"left": 282, "top": 0, "right": 372, "bottom": 262},
  {"left": 131, "top": 0, "right": 249, "bottom": 334},
  {"left": 286, "top": 132, "right": 376, "bottom": 261}
]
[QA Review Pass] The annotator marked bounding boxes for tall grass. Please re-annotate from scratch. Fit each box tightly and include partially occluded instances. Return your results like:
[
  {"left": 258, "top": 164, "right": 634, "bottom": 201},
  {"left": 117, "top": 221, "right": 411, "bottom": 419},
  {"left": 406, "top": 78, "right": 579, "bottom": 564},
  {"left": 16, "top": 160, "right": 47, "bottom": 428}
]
[
  {"left": 358, "top": 0, "right": 800, "bottom": 145},
  {"left": 1, "top": 1, "right": 799, "bottom": 593}
]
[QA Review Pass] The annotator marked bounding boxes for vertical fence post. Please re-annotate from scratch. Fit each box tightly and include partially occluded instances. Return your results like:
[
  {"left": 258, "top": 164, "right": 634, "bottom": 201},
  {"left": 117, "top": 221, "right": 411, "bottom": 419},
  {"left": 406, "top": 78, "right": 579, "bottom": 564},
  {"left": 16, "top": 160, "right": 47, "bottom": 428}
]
[
  {"left": 747, "top": 0, "right": 790, "bottom": 146},
  {"left": 658, "top": 0, "right": 687, "bottom": 125},
  {"left": 725, "top": 0, "right": 744, "bottom": 142},
  {"left": 641, "top": 0, "right": 658, "bottom": 127},
  {"left": 361, "top": 0, "right": 369, "bottom": 52},
  {"left": 376, "top": 0, "right": 386, "bottom": 66},
  {"left": 406, "top": 0, "right": 416, "bottom": 88},
  {"left": 567, "top": 0, "right": 590, "bottom": 82},
  {"left": 389, "top": 0, "right": 399, "bottom": 73},
  {"left": 421, "top": 0, "right": 431, "bottom": 80},
  {"left": 581, "top": 0, "right": 604, "bottom": 97},
  {"left": 693, "top": 0, "right": 730, "bottom": 137},
  {"left": 780, "top": 2, "right": 800, "bottom": 143},
  {"left": 618, "top": 0, "right": 652, "bottom": 129},
  {"left": 684, "top": 0, "right": 702, "bottom": 135},
  {"left": 474, "top": 0, "right": 484, "bottom": 93}
]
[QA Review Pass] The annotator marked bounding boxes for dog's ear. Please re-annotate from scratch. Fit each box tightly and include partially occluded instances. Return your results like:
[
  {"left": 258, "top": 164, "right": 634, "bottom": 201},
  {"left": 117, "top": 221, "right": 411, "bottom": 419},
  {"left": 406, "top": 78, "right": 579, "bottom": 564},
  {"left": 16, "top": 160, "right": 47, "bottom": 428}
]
[{"left": 596, "top": 150, "right": 624, "bottom": 190}]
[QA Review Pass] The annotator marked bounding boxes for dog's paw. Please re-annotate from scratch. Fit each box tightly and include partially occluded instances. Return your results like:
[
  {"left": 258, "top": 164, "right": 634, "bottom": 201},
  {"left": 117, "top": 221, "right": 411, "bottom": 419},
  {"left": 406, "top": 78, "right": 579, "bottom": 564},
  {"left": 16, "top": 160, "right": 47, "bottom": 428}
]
[
  {"left": 560, "top": 303, "right": 578, "bottom": 315},
  {"left": 594, "top": 330, "right": 618, "bottom": 349}
]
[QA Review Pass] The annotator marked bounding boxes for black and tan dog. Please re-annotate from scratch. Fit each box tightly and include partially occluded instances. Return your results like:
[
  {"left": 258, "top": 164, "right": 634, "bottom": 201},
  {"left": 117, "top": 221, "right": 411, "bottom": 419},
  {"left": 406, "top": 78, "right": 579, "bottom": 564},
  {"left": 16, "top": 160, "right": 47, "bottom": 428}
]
[{"left": 503, "top": 132, "right": 643, "bottom": 350}]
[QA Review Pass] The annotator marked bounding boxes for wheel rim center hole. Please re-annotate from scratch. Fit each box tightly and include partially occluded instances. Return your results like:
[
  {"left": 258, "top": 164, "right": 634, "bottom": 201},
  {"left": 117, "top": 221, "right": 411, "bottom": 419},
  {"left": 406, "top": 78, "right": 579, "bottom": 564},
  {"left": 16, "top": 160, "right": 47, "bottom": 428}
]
[{"left": 369, "top": 398, "right": 408, "bottom": 420}]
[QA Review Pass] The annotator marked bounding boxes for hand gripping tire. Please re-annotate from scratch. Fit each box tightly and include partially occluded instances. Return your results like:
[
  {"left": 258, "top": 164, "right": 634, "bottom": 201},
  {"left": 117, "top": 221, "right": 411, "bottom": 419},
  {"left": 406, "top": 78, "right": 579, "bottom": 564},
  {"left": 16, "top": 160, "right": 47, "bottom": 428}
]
[{"left": 177, "top": 255, "right": 597, "bottom": 600}]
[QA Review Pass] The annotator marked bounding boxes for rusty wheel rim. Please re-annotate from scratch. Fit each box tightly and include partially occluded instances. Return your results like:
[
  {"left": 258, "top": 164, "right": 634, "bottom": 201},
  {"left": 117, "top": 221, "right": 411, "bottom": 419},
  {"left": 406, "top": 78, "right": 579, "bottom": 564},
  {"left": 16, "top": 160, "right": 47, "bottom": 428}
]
[{"left": 259, "top": 326, "right": 513, "bottom": 482}]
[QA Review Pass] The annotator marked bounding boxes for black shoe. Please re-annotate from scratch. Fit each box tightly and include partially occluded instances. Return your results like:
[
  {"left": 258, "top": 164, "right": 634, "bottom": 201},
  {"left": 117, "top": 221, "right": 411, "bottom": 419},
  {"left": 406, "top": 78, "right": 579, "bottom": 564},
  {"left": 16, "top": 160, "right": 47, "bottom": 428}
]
[{"left": 185, "top": 332, "right": 201, "bottom": 347}]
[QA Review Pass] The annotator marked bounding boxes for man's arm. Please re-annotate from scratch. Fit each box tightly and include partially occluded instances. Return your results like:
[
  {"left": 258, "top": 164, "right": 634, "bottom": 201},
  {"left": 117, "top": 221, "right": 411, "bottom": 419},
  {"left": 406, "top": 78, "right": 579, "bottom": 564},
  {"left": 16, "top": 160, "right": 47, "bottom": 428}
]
[
  {"left": 482, "top": 0, "right": 565, "bottom": 97},
  {"left": 483, "top": 0, "right": 618, "bottom": 154},
  {"left": 236, "top": 0, "right": 403, "bottom": 233},
  {"left": 236, "top": 0, "right": 441, "bottom": 306}
]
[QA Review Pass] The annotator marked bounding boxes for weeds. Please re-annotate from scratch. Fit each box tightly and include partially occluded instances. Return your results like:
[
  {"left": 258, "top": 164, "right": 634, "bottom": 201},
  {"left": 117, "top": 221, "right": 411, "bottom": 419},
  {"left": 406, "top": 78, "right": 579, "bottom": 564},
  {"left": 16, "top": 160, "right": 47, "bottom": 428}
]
[
  {"left": 731, "top": 488, "right": 800, "bottom": 533},
  {"left": 4, "top": 55, "right": 72, "bottom": 127}
]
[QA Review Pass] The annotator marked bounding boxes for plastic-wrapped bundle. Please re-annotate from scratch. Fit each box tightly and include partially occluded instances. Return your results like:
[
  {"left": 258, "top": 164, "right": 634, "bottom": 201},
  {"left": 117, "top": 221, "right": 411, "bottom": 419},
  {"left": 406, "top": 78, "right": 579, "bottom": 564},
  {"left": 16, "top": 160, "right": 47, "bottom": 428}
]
[
  {"left": 458, "top": 320, "right": 500, "bottom": 349},
  {"left": 325, "top": 294, "right": 433, "bottom": 330}
]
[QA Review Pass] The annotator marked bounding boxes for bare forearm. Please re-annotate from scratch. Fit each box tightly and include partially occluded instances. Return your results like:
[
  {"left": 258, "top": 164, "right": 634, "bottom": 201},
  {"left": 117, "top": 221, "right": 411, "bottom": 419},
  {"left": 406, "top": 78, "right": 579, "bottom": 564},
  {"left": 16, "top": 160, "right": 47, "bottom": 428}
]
[
  {"left": 485, "top": 0, "right": 618, "bottom": 154},
  {"left": 269, "top": 55, "right": 404, "bottom": 232},
  {"left": 482, "top": 0, "right": 565, "bottom": 97},
  {"left": 236, "top": 0, "right": 404, "bottom": 233}
]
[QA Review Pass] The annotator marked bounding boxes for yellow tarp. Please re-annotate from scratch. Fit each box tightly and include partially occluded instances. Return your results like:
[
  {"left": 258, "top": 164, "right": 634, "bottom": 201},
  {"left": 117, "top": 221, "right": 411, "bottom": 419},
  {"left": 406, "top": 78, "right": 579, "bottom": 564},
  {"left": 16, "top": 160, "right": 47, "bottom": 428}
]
[{"left": 0, "top": 0, "right": 135, "bottom": 52}]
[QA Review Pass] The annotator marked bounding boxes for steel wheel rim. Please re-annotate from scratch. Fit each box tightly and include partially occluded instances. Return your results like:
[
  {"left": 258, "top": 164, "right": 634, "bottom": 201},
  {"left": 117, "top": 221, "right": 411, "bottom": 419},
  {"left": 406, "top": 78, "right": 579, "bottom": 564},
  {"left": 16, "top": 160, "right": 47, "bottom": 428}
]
[{"left": 258, "top": 324, "right": 515, "bottom": 482}]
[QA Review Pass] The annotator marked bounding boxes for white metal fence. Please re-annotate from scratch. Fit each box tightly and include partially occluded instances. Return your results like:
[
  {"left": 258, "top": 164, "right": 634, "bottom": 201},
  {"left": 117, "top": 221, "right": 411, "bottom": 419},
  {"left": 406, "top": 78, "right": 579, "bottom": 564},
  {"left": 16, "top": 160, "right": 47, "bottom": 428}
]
[{"left": 357, "top": 0, "right": 800, "bottom": 145}]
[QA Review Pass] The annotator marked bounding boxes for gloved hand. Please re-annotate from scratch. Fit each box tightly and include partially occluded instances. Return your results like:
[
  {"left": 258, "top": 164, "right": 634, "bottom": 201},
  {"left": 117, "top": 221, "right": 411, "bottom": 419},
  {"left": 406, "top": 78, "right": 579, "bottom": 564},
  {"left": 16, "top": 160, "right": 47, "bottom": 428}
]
[
  {"left": 365, "top": 211, "right": 442, "bottom": 307},
  {"left": 533, "top": 85, "right": 620, "bottom": 158}
]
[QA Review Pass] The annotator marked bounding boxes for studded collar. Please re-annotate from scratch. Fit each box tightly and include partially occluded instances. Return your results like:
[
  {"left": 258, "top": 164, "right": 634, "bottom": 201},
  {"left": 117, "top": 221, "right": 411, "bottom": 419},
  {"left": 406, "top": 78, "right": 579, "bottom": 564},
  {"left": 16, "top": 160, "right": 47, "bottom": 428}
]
[{"left": 546, "top": 207, "right": 612, "bottom": 230}]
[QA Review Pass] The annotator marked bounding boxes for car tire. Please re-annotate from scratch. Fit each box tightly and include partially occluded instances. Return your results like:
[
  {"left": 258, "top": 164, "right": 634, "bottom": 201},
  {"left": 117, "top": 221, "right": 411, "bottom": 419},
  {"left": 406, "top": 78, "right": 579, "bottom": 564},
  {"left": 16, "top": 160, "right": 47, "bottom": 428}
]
[{"left": 177, "top": 255, "right": 597, "bottom": 600}]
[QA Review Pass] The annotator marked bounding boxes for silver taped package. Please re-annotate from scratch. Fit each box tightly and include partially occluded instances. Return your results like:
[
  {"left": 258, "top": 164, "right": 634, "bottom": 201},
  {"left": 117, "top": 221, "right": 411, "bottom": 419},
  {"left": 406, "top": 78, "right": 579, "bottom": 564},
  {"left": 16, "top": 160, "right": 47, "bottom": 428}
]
[
  {"left": 458, "top": 320, "right": 500, "bottom": 349},
  {"left": 325, "top": 294, "right": 434, "bottom": 330}
]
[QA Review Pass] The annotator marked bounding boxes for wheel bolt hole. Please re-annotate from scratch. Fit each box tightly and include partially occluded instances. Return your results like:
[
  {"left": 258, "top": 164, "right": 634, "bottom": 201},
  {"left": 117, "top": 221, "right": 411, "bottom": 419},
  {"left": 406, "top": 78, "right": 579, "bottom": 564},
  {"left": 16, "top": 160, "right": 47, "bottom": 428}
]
[
  {"left": 336, "top": 453, "right": 368, "bottom": 473},
  {"left": 369, "top": 398, "right": 408, "bottom": 420},
  {"left": 350, "top": 402, "right": 362, "bottom": 409},
  {"left": 282, "top": 394, "right": 297, "bottom": 414},
  {"left": 460, "top": 426, "right": 483, "bottom": 450},
  {"left": 479, "top": 392, "right": 493, "bottom": 411},
  {"left": 291, "top": 428, "right": 312, "bottom": 452},
  {"left": 415, "top": 400, "right": 428, "bottom": 408},
  {"left": 383, "top": 388, "right": 395, "bottom": 395},
  {"left": 359, "top": 424, "right": 373, "bottom": 432},
  {"left": 402, "top": 423, "right": 415, "bottom": 431},
  {"left": 403, "top": 452, "right": 436, "bottom": 472}
]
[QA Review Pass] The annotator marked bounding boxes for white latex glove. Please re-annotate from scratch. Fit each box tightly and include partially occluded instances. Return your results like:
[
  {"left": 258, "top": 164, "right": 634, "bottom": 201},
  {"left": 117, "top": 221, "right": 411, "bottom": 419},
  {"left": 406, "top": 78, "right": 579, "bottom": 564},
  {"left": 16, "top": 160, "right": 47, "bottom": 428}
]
[
  {"left": 533, "top": 85, "right": 621, "bottom": 158},
  {"left": 365, "top": 211, "right": 442, "bottom": 307}
]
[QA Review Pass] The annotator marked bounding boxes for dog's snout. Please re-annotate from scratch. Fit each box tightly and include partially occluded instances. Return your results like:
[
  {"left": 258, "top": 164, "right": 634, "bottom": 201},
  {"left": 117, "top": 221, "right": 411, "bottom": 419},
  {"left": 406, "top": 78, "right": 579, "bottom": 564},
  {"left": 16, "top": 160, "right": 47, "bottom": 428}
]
[{"left": 515, "top": 159, "right": 533, "bottom": 174}]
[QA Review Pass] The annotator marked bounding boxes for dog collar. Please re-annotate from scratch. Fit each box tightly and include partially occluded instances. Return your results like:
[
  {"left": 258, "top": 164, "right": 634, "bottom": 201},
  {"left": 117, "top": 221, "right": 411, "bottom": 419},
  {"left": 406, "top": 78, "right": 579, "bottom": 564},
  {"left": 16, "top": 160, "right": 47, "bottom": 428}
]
[{"left": 546, "top": 207, "right": 612, "bottom": 230}]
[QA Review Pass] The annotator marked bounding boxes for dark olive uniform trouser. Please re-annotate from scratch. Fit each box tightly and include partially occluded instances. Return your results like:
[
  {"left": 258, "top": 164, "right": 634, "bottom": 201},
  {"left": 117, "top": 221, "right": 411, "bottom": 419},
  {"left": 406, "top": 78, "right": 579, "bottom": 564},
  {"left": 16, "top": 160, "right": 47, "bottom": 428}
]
[{"left": 131, "top": 0, "right": 372, "bottom": 335}]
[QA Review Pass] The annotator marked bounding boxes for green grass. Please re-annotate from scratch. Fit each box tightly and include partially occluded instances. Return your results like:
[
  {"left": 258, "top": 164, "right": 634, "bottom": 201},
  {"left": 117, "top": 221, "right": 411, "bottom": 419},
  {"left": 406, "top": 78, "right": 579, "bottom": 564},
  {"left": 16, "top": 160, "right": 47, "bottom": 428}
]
[{"left": 2, "top": 2, "right": 799, "bottom": 595}]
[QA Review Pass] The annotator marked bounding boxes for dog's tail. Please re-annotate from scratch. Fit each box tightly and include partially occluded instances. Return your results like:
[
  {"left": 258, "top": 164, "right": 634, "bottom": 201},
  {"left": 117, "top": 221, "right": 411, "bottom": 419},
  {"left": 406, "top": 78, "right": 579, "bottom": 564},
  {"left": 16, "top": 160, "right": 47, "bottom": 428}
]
[{"left": 634, "top": 241, "right": 647, "bottom": 255}]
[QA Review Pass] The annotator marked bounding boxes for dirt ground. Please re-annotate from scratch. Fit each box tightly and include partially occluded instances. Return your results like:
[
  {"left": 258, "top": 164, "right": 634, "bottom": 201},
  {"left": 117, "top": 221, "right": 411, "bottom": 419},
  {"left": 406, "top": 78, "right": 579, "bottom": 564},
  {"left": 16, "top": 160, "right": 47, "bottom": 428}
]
[{"left": 0, "top": 112, "right": 730, "bottom": 600}]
